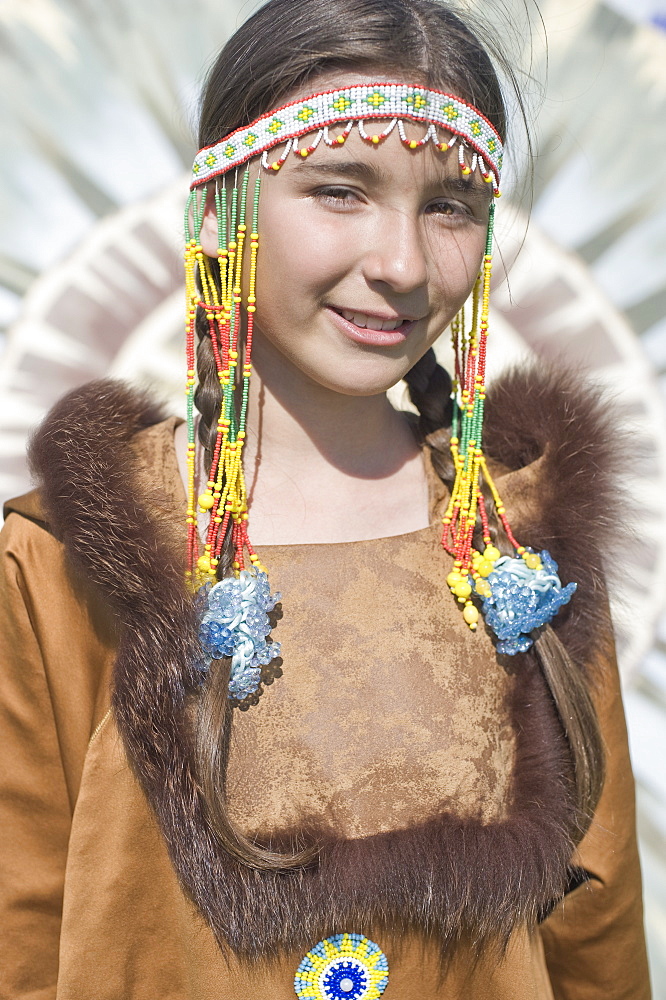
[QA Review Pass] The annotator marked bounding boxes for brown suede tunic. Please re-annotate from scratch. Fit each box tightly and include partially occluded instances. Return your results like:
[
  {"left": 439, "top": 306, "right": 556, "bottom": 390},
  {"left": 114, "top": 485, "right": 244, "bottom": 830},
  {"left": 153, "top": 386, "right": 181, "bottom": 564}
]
[{"left": 0, "top": 417, "right": 650, "bottom": 999}]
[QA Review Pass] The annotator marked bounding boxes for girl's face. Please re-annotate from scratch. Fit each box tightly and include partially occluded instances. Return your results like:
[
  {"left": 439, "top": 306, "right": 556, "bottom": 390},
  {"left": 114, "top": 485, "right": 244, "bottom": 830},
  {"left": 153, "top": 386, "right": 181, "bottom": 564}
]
[{"left": 202, "top": 73, "right": 494, "bottom": 397}]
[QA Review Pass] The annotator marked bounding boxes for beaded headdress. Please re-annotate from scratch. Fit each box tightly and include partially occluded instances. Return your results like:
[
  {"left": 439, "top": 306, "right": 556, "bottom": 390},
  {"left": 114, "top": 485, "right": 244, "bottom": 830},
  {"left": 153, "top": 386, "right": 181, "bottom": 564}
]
[{"left": 185, "top": 83, "right": 574, "bottom": 709}]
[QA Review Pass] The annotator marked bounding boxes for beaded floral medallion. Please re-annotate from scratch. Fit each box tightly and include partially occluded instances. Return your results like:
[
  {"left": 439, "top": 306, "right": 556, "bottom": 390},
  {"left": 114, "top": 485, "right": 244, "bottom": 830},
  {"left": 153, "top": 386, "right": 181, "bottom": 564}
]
[{"left": 294, "top": 933, "right": 389, "bottom": 1000}]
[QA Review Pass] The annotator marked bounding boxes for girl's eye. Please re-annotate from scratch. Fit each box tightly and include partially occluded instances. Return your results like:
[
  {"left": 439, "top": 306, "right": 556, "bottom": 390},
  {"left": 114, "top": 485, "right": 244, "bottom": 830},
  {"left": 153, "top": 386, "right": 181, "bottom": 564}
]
[
  {"left": 426, "top": 199, "right": 472, "bottom": 220},
  {"left": 312, "top": 186, "right": 362, "bottom": 208}
]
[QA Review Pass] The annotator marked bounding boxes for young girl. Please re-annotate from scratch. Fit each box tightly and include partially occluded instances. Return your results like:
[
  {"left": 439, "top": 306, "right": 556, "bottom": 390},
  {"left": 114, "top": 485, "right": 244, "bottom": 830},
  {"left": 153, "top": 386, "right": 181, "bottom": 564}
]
[{"left": 0, "top": 1, "right": 651, "bottom": 997}]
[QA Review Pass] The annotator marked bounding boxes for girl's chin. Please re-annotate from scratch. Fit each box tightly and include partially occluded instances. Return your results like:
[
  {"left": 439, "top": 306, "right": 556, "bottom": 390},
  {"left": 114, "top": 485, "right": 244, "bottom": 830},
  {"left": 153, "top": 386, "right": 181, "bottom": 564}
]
[
  {"left": 252, "top": 320, "right": 425, "bottom": 397},
  {"left": 299, "top": 356, "right": 417, "bottom": 398}
]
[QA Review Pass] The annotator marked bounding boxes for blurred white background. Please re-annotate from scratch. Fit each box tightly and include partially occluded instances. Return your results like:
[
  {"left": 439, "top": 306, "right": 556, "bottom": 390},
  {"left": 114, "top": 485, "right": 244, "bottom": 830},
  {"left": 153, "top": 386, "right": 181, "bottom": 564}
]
[{"left": 0, "top": 0, "right": 664, "bottom": 992}]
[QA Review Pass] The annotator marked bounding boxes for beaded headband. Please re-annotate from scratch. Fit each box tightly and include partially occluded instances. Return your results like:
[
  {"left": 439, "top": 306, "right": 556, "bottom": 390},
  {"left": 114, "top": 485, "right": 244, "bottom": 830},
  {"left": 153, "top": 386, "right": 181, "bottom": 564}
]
[
  {"left": 184, "top": 83, "right": 574, "bottom": 710},
  {"left": 192, "top": 83, "right": 503, "bottom": 195}
]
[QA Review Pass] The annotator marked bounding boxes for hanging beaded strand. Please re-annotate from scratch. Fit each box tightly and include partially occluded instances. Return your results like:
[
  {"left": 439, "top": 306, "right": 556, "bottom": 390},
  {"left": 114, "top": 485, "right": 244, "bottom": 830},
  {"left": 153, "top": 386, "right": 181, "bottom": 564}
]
[
  {"left": 202, "top": 168, "right": 247, "bottom": 582},
  {"left": 441, "top": 201, "right": 576, "bottom": 649},
  {"left": 185, "top": 166, "right": 283, "bottom": 708},
  {"left": 184, "top": 167, "right": 265, "bottom": 589},
  {"left": 184, "top": 184, "right": 207, "bottom": 585},
  {"left": 214, "top": 172, "right": 265, "bottom": 578},
  {"left": 442, "top": 201, "right": 516, "bottom": 628}
]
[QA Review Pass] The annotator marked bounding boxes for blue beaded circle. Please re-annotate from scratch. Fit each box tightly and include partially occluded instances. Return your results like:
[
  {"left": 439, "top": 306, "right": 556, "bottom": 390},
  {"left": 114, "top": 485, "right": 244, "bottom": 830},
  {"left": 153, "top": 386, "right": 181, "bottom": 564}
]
[{"left": 294, "top": 933, "right": 389, "bottom": 1000}]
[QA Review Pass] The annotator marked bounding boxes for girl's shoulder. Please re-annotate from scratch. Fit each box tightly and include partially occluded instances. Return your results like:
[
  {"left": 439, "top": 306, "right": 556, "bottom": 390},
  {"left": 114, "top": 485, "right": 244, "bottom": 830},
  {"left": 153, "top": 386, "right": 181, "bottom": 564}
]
[{"left": 3, "top": 488, "right": 45, "bottom": 526}]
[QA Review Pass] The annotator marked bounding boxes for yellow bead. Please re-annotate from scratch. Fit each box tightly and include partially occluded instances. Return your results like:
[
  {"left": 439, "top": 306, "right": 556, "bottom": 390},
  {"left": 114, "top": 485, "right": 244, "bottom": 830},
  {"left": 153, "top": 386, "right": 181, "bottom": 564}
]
[
  {"left": 484, "top": 545, "right": 500, "bottom": 562},
  {"left": 476, "top": 559, "right": 493, "bottom": 578},
  {"left": 197, "top": 555, "right": 211, "bottom": 573},
  {"left": 475, "top": 579, "right": 492, "bottom": 598},
  {"left": 409, "top": 140, "right": 418, "bottom": 149},
  {"left": 198, "top": 493, "right": 214, "bottom": 511},
  {"left": 446, "top": 571, "right": 461, "bottom": 588},
  {"left": 523, "top": 552, "right": 541, "bottom": 570},
  {"left": 372, "top": 135, "right": 380, "bottom": 144},
  {"left": 454, "top": 581, "right": 472, "bottom": 599},
  {"left": 463, "top": 604, "right": 479, "bottom": 625}
]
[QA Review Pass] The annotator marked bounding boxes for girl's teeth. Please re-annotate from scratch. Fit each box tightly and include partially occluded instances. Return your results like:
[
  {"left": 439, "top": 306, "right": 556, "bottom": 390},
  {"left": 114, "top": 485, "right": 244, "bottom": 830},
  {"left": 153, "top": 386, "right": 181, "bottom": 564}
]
[{"left": 340, "top": 309, "right": 404, "bottom": 332}]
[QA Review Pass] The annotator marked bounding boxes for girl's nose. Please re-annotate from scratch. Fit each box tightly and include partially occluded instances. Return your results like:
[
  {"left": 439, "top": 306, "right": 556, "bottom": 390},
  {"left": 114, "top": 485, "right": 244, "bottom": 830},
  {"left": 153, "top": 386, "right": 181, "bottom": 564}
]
[{"left": 362, "top": 209, "right": 429, "bottom": 294}]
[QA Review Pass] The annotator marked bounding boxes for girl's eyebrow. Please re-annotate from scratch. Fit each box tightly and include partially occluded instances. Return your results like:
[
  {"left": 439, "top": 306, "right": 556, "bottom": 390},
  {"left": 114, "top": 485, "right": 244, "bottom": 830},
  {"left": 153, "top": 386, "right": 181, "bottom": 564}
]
[
  {"left": 294, "top": 158, "right": 490, "bottom": 198},
  {"left": 442, "top": 175, "right": 490, "bottom": 197},
  {"left": 295, "top": 159, "right": 391, "bottom": 185}
]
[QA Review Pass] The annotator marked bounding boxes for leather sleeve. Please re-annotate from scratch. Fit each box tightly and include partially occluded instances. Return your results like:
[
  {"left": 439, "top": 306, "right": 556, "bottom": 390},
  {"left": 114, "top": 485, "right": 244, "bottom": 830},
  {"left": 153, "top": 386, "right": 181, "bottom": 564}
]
[
  {"left": 0, "top": 509, "right": 116, "bottom": 999},
  {"left": 540, "top": 634, "right": 652, "bottom": 1000}
]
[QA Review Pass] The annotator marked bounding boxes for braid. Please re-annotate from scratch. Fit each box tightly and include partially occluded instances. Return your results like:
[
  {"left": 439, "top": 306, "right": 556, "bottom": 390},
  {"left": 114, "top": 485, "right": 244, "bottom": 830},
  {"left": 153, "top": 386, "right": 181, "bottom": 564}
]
[
  {"left": 404, "top": 347, "right": 452, "bottom": 438},
  {"left": 193, "top": 312, "right": 221, "bottom": 470},
  {"left": 193, "top": 302, "right": 235, "bottom": 579},
  {"left": 405, "top": 347, "right": 500, "bottom": 545},
  {"left": 404, "top": 347, "right": 455, "bottom": 484},
  {"left": 193, "top": 238, "right": 224, "bottom": 473}
]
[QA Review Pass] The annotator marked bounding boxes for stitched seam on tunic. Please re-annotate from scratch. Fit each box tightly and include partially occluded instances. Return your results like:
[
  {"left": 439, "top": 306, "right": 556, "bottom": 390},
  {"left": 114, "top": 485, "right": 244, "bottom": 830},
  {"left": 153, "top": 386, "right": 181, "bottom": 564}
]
[{"left": 89, "top": 708, "right": 111, "bottom": 747}]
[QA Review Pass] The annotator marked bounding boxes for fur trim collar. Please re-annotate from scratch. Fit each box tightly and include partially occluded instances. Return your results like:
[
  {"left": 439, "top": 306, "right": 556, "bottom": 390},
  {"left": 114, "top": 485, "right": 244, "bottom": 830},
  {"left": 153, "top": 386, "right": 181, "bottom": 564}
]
[{"left": 28, "top": 369, "right": 618, "bottom": 960}]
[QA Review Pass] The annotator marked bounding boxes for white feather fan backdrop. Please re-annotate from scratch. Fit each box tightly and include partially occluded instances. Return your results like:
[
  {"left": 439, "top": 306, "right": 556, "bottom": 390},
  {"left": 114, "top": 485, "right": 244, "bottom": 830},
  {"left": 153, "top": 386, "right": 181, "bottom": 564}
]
[{"left": 0, "top": 0, "right": 665, "bottom": 989}]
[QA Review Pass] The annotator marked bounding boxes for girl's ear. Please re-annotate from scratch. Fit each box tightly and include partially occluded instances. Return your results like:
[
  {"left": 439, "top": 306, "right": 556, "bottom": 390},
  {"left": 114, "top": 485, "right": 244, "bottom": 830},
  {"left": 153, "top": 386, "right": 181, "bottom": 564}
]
[{"left": 199, "top": 185, "right": 220, "bottom": 256}]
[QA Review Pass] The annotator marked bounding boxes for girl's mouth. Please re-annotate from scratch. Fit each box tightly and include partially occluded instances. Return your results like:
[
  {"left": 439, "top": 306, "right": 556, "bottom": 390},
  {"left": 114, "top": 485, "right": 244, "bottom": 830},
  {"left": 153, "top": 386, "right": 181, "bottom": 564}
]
[{"left": 326, "top": 306, "right": 416, "bottom": 347}]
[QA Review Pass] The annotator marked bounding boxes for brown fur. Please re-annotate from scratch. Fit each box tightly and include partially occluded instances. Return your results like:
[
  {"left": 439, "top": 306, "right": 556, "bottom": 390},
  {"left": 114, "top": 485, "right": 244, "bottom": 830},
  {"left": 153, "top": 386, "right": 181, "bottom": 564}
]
[
  {"left": 28, "top": 368, "right": 617, "bottom": 959},
  {"left": 482, "top": 366, "right": 622, "bottom": 671}
]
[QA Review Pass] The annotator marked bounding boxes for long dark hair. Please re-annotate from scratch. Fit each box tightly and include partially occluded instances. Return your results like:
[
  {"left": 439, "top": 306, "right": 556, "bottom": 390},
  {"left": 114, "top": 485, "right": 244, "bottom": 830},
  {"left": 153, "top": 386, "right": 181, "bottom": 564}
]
[{"left": 192, "top": 0, "right": 604, "bottom": 871}]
